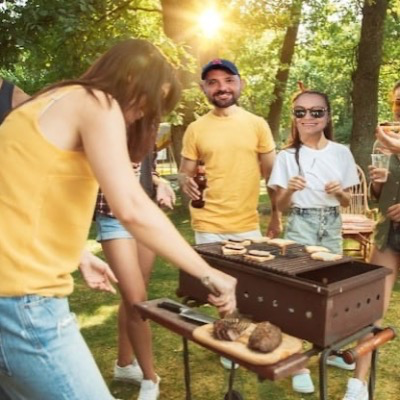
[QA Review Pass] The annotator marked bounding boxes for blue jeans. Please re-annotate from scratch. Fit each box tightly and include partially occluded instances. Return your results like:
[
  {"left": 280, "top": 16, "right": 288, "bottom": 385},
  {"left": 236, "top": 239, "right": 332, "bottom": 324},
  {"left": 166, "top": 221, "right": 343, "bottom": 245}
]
[
  {"left": 285, "top": 207, "right": 343, "bottom": 254},
  {"left": 0, "top": 296, "right": 114, "bottom": 400},
  {"left": 95, "top": 212, "right": 132, "bottom": 241}
]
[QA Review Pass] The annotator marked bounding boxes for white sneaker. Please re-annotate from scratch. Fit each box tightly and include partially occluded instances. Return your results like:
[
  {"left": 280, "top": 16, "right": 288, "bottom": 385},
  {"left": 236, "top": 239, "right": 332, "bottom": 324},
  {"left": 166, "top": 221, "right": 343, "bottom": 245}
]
[
  {"left": 137, "top": 375, "right": 160, "bottom": 400},
  {"left": 343, "top": 378, "right": 369, "bottom": 400},
  {"left": 219, "top": 356, "right": 239, "bottom": 370},
  {"left": 327, "top": 355, "right": 356, "bottom": 371},
  {"left": 113, "top": 360, "right": 143, "bottom": 385}
]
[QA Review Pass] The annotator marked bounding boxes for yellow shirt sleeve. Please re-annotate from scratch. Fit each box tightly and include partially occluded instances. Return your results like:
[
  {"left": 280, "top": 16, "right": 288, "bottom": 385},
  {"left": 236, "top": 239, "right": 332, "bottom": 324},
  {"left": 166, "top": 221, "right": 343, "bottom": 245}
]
[
  {"left": 181, "top": 123, "right": 199, "bottom": 161},
  {"left": 257, "top": 117, "right": 275, "bottom": 154}
]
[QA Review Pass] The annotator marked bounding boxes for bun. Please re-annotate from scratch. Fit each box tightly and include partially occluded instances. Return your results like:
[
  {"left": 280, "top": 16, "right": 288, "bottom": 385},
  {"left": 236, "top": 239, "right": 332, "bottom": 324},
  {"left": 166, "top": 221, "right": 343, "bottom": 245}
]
[
  {"left": 310, "top": 252, "right": 342, "bottom": 262},
  {"left": 244, "top": 254, "right": 275, "bottom": 263},
  {"left": 248, "top": 250, "right": 272, "bottom": 256},
  {"left": 250, "top": 237, "right": 271, "bottom": 244},
  {"left": 266, "top": 238, "right": 296, "bottom": 247},
  {"left": 305, "top": 246, "right": 330, "bottom": 254},
  {"left": 222, "top": 239, "right": 251, "bottom": 246},
  {"left": 222, "top": 244, "right": 247, "bottom": 256}
]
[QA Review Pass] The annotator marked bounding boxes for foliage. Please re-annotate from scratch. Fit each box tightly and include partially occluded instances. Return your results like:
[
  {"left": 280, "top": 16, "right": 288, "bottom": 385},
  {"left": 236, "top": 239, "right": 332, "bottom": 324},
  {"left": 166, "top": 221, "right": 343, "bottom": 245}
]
[
  {"left": 0, "top": 0, "right": 175, "bottom": 93},
  {"left": 1, "top": 0, "right": 400, "bottom": 147}
]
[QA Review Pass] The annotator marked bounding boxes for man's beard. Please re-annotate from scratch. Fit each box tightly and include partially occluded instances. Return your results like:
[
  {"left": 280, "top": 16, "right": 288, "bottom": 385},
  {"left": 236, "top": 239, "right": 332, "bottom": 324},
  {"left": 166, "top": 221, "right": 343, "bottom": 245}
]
[{"left": 209, "top": 91, "right": 239, "bottom": 108}]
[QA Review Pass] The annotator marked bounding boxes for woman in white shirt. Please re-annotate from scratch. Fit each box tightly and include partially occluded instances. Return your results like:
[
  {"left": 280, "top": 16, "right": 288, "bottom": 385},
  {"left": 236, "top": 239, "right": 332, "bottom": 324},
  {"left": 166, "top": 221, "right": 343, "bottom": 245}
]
[
  {"left": 269, "top": 89, "right": 359, "bottom": 253},
  {"left": 268, "top": 89, "right": 359, "bottom": 396}
]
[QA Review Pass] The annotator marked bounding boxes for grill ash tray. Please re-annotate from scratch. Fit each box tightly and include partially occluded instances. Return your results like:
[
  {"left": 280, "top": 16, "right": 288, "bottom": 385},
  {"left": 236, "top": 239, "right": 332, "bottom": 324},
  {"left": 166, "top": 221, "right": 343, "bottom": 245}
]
[{"left": 178, "top": 242, "right": 391, "bottom": 347}]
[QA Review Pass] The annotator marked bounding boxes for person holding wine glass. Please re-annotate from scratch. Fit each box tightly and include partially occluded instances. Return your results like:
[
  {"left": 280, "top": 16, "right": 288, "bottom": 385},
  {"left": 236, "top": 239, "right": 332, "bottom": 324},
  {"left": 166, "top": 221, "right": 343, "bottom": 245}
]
[{"left": 346, "top": 80, "right": 400, "bottom": 400}]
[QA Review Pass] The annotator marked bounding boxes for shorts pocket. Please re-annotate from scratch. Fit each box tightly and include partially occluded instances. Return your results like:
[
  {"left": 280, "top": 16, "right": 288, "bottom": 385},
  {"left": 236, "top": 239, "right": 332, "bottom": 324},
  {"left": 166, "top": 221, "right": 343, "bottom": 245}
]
[{"left": 21, "top": 297, "right": 76, "bottom": 350}]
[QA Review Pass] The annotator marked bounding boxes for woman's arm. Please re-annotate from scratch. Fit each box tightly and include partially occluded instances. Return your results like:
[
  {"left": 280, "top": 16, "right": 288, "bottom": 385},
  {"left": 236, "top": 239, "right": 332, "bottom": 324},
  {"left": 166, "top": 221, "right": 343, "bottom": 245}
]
[{"left": 78, "top": 94, "right": 236, "bottom": 313}]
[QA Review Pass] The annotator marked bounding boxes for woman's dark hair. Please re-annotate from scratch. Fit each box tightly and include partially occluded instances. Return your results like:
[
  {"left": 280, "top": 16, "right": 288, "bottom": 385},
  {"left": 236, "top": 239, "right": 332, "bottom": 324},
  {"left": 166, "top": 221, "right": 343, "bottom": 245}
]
[
  {"left": 27, "top": 39, "right": 181, "bottom": 162},
  {"left": 286, "top": 89, "right": 334, "bottom": 173}
]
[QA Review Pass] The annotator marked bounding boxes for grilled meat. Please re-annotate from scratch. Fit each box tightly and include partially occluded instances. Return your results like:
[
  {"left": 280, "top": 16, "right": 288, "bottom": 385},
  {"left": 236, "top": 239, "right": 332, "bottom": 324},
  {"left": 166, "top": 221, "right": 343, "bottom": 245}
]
[
  {"left": 213, "top": 317, "right": 249, "bottom": 341},
  {"left": 248, "top": 322, "right": 282, "bottom": 353}
]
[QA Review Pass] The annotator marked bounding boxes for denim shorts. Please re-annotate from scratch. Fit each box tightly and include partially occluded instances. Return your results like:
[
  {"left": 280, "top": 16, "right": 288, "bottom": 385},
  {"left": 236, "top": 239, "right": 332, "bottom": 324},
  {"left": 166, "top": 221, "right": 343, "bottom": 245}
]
[
  {"left": 0, "top": 296, "right": 114, "bottom": 400},
  {"left": 195, "top": 230, "right": 262, "bottom": 244},
  {"left": 95, "top": 212, "right": 133, "bottom": 241},
  {"left": 285, "top": 207, "right": 343, "bottom": 254}
]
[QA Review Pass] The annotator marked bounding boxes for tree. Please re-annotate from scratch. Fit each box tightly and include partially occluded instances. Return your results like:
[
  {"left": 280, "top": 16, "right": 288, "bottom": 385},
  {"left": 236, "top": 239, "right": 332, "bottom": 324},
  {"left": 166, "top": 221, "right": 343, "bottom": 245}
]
[
  {"left": 350, "top": 0, "right": 389, "bottom": 172},
  {"left": 160, "top": 0, "right": 200, "bottom": 168},
  {"left": 267, "top": 0, "right": 303, "bottom": 139}
]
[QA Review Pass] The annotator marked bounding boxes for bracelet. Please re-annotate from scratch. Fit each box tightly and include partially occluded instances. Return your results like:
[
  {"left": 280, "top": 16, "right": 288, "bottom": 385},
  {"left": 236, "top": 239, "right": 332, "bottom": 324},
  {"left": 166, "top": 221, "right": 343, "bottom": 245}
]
[{"left": 151, "top": 171, "right": 161, "bottom": 178}]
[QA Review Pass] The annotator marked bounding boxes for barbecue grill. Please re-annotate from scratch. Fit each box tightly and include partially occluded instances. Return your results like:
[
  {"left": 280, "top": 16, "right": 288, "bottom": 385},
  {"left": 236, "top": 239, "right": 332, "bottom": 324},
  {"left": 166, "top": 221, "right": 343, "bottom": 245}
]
[{"left": 177, "top": 242, "right": 391, "bottom": 347}]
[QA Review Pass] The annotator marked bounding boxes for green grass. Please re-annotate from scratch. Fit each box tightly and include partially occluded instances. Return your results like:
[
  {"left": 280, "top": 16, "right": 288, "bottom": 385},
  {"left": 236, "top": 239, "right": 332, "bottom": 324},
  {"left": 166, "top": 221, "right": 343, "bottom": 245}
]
[{"left": 70, "top": 196, "right": 400, "bottom": 400}]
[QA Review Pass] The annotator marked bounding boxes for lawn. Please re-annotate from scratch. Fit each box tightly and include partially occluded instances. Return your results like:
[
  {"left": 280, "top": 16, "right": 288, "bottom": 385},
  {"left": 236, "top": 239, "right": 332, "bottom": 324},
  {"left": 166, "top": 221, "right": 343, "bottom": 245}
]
[{"left": 70, "top": 193, "right": 400, "bottom": 400}]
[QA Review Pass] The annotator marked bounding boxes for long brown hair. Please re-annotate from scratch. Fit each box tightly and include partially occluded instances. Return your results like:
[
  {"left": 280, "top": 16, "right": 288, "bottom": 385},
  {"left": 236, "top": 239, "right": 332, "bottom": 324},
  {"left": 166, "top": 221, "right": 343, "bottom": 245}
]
[
  {"left": 286, "top": 89, "right": 334, "bottom": 173},
  {"left": 27, "top": 39, "right": 181, "bottom": 162}
]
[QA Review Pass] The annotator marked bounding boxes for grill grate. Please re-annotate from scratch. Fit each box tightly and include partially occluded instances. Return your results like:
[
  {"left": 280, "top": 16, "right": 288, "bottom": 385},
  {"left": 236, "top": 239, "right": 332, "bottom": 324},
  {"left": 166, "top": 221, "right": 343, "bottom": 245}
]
[{"left": 193, "top": 242, "right": 352, "bottom": 277}]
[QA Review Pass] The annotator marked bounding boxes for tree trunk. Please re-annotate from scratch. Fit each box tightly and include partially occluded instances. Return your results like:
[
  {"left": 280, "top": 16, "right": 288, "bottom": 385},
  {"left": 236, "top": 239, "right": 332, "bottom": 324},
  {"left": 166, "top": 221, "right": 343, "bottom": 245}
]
[
  {"left": 350, "top": 0, "right": 388, "bottom": 173},
  {"left": 267, "top": 0, "right": 302, "bottom": 140},
  {"left": 160, "top": 0, "right": 199, "bottom": 168}
]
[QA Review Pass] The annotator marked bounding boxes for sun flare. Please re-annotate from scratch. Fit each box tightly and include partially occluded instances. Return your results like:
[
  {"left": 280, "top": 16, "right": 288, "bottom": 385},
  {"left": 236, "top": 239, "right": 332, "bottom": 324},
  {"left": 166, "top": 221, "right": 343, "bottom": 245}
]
[{"left": 198, "top": 8, "right": 222, "bottom": 38}]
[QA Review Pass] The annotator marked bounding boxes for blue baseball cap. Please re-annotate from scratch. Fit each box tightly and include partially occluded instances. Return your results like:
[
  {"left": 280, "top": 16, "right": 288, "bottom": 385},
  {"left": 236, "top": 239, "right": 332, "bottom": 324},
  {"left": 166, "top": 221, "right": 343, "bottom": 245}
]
[{"left": 201, "top": 59, "right": 240, "bottom": 80}]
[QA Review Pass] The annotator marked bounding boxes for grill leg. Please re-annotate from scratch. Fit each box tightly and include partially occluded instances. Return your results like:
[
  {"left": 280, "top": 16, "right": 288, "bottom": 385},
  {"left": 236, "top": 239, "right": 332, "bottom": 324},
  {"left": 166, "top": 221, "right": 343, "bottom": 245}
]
[
  {"left": 319, "top": 349, "right": 330, "bottom": 400},
  {"left": 227, "top": 363, "right": 237, "bottom": 400},
  {"left": 182, "top": 338, "right": 192, "bottom": 400},
  {"left": 368, "top": 348, "right": 378, "bottom": 400}
]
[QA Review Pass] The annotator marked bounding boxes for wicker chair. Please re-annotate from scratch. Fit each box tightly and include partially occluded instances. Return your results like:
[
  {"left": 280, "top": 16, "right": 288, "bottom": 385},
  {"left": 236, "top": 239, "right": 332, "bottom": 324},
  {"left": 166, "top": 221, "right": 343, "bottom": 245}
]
[{"left": 341, "top": 165, "right": 377, "bottom": 260}]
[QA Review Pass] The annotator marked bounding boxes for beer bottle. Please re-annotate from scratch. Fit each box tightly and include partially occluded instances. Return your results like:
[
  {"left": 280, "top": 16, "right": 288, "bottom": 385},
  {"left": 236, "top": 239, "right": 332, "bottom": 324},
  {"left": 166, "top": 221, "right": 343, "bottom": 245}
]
[{"left": 191, "top": 161, "right": 207, "bottom": 209}]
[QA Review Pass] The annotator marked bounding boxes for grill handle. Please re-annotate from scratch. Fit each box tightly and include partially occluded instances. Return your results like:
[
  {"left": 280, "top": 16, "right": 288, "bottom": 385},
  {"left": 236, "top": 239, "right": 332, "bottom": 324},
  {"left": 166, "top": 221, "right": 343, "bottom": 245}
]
[{"left": 342, "top": 327, "right": 396, "bottom": 365}]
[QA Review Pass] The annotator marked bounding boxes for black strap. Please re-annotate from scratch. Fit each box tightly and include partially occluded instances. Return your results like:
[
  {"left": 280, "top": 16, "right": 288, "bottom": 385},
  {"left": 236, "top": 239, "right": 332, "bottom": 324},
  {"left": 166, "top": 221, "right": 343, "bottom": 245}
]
[{"left": 0, "top": 79, "right": 14, "bottom": 124}]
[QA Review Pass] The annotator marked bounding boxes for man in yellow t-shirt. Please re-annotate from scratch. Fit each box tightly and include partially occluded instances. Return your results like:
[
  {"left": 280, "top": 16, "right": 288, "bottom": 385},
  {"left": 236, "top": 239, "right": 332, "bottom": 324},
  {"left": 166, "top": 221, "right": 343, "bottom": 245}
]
[{"left": 179, "top": 59, "right": 281, "bottom": 245}]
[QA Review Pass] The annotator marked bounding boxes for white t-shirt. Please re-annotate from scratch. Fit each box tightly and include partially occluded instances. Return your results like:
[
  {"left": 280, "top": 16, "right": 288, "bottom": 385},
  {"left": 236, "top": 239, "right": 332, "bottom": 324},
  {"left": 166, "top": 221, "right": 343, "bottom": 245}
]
[{"left": 268, "top": 141, "right": 359, "bottom": 208}]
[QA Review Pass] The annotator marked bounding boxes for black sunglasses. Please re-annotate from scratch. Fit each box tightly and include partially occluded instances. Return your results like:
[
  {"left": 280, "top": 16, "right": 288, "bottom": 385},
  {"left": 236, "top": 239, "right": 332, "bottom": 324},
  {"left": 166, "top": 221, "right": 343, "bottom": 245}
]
[{"left": 292, "top": 107, "right": 328, "bottom": 119}]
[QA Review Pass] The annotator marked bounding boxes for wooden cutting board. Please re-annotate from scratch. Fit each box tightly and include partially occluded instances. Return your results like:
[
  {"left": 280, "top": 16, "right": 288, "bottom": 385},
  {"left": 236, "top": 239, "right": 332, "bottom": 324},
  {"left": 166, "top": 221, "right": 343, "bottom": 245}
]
[{"left": 193, "top": 323, "right": 303, "bottom": 365}]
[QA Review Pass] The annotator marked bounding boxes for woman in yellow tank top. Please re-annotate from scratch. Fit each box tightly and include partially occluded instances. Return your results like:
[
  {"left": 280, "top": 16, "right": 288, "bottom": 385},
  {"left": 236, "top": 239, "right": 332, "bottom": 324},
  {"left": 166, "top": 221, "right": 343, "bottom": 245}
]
[{"left": 0, "top": 39, "right": 237, "bottom": 400}]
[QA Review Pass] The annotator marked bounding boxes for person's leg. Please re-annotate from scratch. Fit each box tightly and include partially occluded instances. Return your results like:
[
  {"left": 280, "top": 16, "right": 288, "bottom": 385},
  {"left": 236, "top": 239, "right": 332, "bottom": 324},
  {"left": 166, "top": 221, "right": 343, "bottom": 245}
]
[
  {"left": 352, "top": 246, "right": 399, "bottom": 382},
  {"left": 0, "top": 296, "right": 113, "bottom": 400},
  {"left": 116, "top": 242, "right": 156, "bottom": 368},
  {"left": 101, "top": 238, "right": 157, "bottom": 383}
]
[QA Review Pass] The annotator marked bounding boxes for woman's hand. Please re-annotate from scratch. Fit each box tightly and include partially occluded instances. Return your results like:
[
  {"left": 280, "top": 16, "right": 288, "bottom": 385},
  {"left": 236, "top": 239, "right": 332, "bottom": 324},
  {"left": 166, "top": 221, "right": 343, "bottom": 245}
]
[
  {"left": 202, "top": 270, "right": 237, "bottom": 316},
  {"left": 79, "top": 249, "right": 118, "bottom": 293},
  {"left": 325, "top": 181, "right": 351, "bottom": 207},
  {"left": 156, "top": 179, "right": 176, "bottom": 209},
  {"left": 325, "top": 180, "right": 343, "bottom": 196},
  {"left": 287, "top": 176, "right": 307, "bottom": 192},
  {"left": 368, "top": 165, "right": 388, "bottom": 184},
  {"left": 387, "top": 204, "right": 400, "bottom": 222},
  {"left": 376, "top": 126, "right": 400, "bottom": 154}
]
